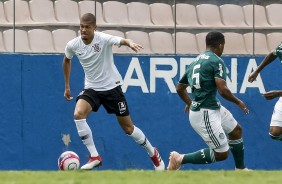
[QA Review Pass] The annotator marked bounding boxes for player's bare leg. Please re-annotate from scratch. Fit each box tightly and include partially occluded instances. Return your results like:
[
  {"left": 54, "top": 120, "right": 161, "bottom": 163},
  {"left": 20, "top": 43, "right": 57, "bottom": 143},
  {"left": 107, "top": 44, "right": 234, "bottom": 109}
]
[
  {"left": 117, "top": 115, "right": 165, "bottom": 170},
  {"left": 74, "top": 99, "right": 102, "bottom": 170},
  {"left": 269, "top": 126, "right": 282, "bottom": 140}
]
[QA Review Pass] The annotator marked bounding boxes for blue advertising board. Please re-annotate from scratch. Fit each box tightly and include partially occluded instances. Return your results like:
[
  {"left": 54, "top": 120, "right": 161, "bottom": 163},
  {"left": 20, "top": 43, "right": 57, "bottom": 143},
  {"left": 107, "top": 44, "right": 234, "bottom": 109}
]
[{"left": 0, "top": 54, "right": 281, "bottom": 170}]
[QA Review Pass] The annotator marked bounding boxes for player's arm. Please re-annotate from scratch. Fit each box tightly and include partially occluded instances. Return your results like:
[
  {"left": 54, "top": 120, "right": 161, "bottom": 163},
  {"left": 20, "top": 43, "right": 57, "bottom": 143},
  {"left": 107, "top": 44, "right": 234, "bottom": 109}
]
[
  {"left": 120, "top": 39, "right": 143, "bottom": 53},
  {"left": 248, "top": 52, "right": 277, "bottom": 82},
  {"left": 62, "top": 56, "right": 73, "bottom": 101},
  {"left": 263, "top": 90, "right": 282, "bottom": 100},
  {"left": 176, "top": 83, "right": 192, "bottom": 113},
  {"left": 216, "top": 78, "right": 249, "bottom": 114}
]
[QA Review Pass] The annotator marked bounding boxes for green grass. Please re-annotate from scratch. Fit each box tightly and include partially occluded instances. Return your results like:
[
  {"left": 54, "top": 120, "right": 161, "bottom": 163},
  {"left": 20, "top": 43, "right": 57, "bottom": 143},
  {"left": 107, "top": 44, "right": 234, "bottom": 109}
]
[{"left": 0, "top": 170, "right": 281, "bottom": 184}]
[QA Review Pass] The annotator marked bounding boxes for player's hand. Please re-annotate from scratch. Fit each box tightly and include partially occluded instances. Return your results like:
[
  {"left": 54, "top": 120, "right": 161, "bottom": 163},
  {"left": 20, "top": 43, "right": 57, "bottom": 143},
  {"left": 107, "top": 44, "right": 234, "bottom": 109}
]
[
  {"left": 129, "top": 42, "right": 143, "bottom": 53},
  {"left": 184, "top": 104, "right": 190, "bottom": 114},
  {"left": 237, "top": 100, "right": 249, "bottom": 114},
  {"left": 248, "top": 72, "right": 258, "bottom": 83},
  {"left": 64, "top": 88, "right": 73, "bottom": 101},
  {"left": 263, "top": 90, "right": 280, "bottom": 100}
]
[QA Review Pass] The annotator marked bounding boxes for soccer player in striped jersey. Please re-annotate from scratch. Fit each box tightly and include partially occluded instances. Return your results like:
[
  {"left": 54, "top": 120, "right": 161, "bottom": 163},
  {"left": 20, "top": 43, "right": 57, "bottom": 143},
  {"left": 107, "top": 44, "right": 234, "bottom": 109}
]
[
  {"left": 62, "top": 13, "right": 164, "bottom": 170},
  {"left": 248, "top": 43, "right": 282, "bottom": 141},
  {"left": 167, "top": 31, "right": 250, "bottom": 171}
]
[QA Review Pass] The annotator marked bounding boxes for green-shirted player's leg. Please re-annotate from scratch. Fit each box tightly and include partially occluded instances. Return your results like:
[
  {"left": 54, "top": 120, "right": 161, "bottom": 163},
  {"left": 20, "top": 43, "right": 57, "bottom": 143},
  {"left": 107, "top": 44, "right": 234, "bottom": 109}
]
[
  {"left": 182, "top": 148, "right": 216, "bottom": 164},
  {"left": 229, "top": 138, "right": 245, "bottom": 169},
  {"left": 269, "top": 133, "right": 282, "bottom": 140},
  {"left": 167, "top": 148, "right": 218, "bottom": 170},
  {"left": 269, "top": 126, "right": 282, "bottom": 141},
  {"left": 221, "top": 106, "right": 247, "bottom": 170}
]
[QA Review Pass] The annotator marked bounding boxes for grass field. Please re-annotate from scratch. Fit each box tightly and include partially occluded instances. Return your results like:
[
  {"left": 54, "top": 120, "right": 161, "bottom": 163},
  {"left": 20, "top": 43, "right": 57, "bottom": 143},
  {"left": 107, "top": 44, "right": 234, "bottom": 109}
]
[{"left": 0, "top": 170, "right": 281, "bottom": 184}]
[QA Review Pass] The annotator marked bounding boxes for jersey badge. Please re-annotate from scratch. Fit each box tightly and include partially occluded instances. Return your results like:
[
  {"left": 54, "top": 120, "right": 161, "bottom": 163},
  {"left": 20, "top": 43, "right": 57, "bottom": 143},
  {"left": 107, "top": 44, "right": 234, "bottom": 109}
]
[{"left": 92, "top": 43, "right": 101, "bottom": 52}]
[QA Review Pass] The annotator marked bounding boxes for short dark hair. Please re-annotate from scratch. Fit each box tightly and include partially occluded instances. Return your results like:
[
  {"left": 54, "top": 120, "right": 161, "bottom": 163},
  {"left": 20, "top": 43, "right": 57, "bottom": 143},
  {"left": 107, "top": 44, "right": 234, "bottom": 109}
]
[
  {"left": 206, "top": 31, "right": 225, "bottom": 48},
  {"left": 80, "top": 13, "right": 96, "bottom": 24}
]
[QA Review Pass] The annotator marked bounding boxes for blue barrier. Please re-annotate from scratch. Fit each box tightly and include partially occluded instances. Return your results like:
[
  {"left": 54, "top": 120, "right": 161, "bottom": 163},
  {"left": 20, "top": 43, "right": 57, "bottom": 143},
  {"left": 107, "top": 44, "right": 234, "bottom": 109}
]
[{"left": 0, "top": 54, "right": 281, "bottom": 170}]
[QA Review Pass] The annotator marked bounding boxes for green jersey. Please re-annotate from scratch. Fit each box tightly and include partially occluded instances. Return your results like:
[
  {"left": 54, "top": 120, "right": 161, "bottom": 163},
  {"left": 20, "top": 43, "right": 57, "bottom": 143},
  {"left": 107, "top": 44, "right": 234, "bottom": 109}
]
[
  {"left": 179, "top": 51, "right": 227, "bottom": 111},
  {"left": 273, "top": 43, "right": 282, "bottom": 61}
]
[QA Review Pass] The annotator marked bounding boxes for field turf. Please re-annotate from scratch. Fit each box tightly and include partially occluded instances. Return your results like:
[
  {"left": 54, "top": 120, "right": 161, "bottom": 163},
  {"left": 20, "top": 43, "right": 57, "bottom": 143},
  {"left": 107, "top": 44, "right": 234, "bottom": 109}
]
[{"left": 0, "top": 170, "right": 281, "bottom": 184}]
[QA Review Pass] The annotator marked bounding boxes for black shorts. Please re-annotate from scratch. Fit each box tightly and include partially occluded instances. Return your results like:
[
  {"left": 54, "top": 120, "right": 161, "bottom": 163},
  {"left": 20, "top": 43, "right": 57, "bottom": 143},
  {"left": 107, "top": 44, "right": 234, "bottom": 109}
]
[{"left": 76, "top": 86, "right": 130, "bottom": 116}]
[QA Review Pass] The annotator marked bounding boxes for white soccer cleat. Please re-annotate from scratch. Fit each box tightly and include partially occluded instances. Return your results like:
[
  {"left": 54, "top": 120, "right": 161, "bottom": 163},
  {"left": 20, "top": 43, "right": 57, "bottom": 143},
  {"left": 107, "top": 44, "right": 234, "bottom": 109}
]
[
  {"left": 167, "top": 151, "right": 184, "bottom": 170},
  {"left": 155, "top": 159, "right": 165, "bottom": 171},
  {"left": 235, "top": 167, "right": 252, "bottom": 171},
  {"left": 80, "top": 155, "right": 102, "bottom": 170},
  {"left": 150, "top": 147, "right": 165, "bottom": 171}
]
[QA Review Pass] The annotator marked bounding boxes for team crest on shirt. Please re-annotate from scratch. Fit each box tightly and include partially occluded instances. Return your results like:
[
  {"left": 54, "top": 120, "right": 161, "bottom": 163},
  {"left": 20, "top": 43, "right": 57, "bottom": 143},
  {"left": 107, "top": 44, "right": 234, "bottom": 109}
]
[
  {"left": 92, "top": 44, "right": 101, "bottom": 52},
  {"left": 219, "top": 132, "right": 225, "bottom": 139},
  {"left": 118, "top": 101, "right": 126, "bottom": 114}
]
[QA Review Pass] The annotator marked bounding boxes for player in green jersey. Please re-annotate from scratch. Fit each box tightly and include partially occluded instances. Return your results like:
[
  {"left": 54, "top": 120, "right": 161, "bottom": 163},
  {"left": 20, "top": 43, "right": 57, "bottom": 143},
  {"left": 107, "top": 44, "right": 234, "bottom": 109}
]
[
  {"left": 248, "top": 43, "right": 282, "bottom": 141},
  {"left": 167, "top": 31, "right": 250, "bottom": 171}
]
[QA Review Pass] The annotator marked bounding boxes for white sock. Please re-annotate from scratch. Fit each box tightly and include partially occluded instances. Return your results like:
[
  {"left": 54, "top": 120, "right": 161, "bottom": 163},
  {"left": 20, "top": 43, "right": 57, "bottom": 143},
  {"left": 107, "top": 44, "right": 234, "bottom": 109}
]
[
  {"left": 129, "top": 126, "right": 155, "bottom": 156},
  {"left": 74, "top": 119, "right": 99, "bottom": 157}
]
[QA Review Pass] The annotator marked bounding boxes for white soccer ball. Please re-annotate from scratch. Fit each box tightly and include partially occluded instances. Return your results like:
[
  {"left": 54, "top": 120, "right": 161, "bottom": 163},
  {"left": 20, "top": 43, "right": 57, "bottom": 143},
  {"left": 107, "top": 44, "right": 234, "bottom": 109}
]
[{"left": 58, "top": 151, "right": 80, "bottom": 170}]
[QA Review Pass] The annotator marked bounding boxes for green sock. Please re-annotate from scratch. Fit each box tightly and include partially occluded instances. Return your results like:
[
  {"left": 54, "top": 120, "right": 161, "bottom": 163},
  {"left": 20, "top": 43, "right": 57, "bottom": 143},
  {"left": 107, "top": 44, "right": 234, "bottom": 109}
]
[
  {"left": 269, "top": 133, "right": 282, "bottom": 141},
  {"left": 229, "top": 138, "right": 245, "bottom": 169},
  {"left": 182, "top": 148, "right": 216, "bottom": 164}
]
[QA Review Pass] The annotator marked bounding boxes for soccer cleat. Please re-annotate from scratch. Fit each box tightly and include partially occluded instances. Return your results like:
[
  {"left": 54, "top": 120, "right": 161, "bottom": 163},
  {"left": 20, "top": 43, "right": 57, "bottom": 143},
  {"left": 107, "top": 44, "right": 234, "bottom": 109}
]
[
  {"left": 167, "top": 151, "right": 184, "bottom": 170},
  {"left": 150, "top": 147, "right": 165, "bottom": 171},
  {"left": 80, "top": 155, "right": 102, "bottom": 170},
  {"left": 235, "top": 167, "right": 252, "bottom": 171}
]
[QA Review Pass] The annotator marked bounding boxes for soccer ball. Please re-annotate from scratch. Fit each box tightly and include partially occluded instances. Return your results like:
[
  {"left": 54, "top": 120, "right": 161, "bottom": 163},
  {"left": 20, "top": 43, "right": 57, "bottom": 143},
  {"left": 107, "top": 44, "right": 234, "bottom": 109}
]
[{"left": 58, "top": 151, "right": 80, "bottom": 170}]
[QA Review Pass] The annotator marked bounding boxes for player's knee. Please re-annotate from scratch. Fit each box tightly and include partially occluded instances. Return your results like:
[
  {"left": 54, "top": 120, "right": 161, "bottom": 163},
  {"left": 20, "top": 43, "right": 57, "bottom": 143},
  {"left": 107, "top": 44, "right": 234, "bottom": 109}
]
[
  {"left": 269, "top": 127, "right": 282, "bottom": 136},
  {"left": 229, "top": 124, "right": 242, "bottom": 139},
  {"left": 269, "top": 133, "right": 282, "bottom": 141},
  {"left": 74, "top": 110, "right": 87, "bottom": 120},
  {"left": 214, "top": 151, "right": 229, "bottom": 161},
  {"left": 233, "top": 124, "right": 242, "bottom": 135},
  {"left": 269, "top": 126, "right": 282, "bottom": 140}
]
